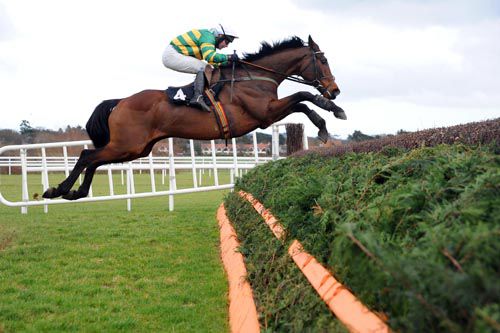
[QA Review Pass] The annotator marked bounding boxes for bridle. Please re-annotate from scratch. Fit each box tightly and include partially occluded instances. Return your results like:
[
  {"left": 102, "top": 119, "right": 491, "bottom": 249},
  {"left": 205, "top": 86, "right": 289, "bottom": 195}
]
[{"left": 237, "top": 47, "right": 335, "bottom": 97}]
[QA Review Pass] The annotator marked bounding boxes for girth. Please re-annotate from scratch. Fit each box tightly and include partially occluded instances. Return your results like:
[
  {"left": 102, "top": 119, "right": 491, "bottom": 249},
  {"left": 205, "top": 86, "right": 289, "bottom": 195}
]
[{"left": 205, "top": 71, "right": 279, "bottom": 141}]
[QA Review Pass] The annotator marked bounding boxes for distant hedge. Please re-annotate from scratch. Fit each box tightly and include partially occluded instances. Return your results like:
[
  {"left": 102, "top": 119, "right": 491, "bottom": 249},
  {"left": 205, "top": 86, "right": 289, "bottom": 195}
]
[
  {"left": 296, "top": 118, "right": 499, "bottom": 158},
  {"left": 225, "top": 119, "right": 499, "bottom": 332}
]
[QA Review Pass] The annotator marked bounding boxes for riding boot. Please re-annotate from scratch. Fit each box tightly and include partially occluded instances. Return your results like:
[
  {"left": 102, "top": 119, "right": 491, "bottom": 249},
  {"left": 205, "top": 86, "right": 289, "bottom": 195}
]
[{"left": 189, "top": 71, "right": 211, "bottom": 112}]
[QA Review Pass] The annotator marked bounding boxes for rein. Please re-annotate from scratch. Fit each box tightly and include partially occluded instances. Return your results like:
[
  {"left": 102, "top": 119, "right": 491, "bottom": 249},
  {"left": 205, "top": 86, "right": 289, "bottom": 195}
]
[
  {"left": 218, "top": 75, "right": 279, "bottom": 86},
  {"left": 238, "top": 59, "right": 311, "bottom": 85},
  {"left": 236, "top": 50, "right": 334, "bottom": 96}
]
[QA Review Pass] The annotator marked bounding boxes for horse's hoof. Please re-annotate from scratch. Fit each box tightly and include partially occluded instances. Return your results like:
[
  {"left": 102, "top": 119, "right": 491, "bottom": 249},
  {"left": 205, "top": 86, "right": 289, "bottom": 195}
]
[
  {"left": 333, "top": 110, "right": 347, "bottom": 120},
  {"left": 313, "top": 95, "right": 333, "bottom": 110},
  {"left": 42, "top": 187, "right": 59, "bottom": 199},
  {"left": 325, "top": 100, "right": 347, "bottom": 120},
  {"left": 62, "top": 190, "right": 81, "bottom": 201},
  {"left": 318, "top": 128, "right": 329, "bottom": 143}
]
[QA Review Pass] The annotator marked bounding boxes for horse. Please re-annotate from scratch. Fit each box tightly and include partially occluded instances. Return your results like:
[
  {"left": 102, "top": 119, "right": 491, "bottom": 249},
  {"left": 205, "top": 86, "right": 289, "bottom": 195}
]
[{"left": 43, "top": 35, "right": 345, "bottom": 201}]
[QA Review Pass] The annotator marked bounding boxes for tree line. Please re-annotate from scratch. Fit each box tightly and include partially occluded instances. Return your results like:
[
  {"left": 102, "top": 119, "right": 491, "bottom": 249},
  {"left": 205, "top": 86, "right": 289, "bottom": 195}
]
[
  {"left": 0, "top": 120, "right": 284, "bottom": 156},
  {"left": 0, "top": 120, "right": 390, "bottom": 155}
]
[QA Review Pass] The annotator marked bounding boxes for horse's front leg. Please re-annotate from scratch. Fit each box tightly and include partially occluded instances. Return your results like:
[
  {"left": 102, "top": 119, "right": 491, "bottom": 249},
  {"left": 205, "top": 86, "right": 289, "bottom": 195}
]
[
  {"left": 291, "top": 104, "right": 330, "bottom": 143},
  {"left": 268, "top": 91, "right": 347, "bottom": 120},
  {"left": 312, "top": 95, "right": 347, "bottom": 120},
  {"left": 271, "top": 102, "right": 330, "bottom": 143}
]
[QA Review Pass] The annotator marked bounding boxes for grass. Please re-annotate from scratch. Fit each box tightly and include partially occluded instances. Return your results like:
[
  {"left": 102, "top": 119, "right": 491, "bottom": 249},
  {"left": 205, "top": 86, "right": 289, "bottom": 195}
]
[{"left": 0, "top": 170, "right": 232, "bottom": 332}]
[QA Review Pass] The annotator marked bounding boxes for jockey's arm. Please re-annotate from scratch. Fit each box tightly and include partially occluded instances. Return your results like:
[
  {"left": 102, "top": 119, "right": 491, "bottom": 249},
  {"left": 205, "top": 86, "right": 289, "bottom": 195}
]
[{"left": 199, "top": 36, "right": 229, "bottom": 66}]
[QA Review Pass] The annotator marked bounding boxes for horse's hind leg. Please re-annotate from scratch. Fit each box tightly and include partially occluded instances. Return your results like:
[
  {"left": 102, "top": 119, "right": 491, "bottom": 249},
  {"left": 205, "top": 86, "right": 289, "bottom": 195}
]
[
  {"left": 61, "top": 162, "right": 101, "bottom": 200},
  {"left": 43, "top": 149, "right": 95, "bottom": 199},
  {"left": 61, "top": 145, "right": 141, "bottom": 201}
]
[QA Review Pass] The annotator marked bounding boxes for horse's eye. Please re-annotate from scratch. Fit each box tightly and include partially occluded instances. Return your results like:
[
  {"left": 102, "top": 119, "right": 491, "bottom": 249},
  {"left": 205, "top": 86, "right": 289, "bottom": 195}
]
[{"left": 321, "top": 57, "right": 328, "bottom": 64}]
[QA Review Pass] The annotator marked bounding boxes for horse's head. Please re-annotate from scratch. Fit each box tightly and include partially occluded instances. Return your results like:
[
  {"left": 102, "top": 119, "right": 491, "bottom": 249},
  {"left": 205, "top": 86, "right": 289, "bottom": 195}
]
[
  {"left": 238, "top": 36, "right": 341, "bottom": 100},
  {"left": 301, "top": 36, "right": 340, "bottom": 100}
]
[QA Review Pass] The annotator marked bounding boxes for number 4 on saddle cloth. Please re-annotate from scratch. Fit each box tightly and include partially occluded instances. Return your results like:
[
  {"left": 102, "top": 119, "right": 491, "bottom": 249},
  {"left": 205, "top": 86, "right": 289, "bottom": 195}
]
[
  {"left": 165, "top": 69, "right": 230, "bottom": 139},
  {"left": 166, "top": 83, "right": 222, "bottom": 107}
]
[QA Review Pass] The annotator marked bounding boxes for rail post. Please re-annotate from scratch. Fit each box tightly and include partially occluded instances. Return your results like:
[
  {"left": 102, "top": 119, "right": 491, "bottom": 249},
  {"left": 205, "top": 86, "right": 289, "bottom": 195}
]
[
  {"left": 41, "top": 147, "right": 49, "bottom": 213},
  {"left": 20, "top": 148, "right": 28, "bottom": 214},
  {"left": 168, "top": 138, "right": 176, "bottom": 211},
  {"left": 211, "top": 140, "right": 219, "bottom": 186},
  {"left": 190, "top": 139, "right": 198, "bottom": 188}
]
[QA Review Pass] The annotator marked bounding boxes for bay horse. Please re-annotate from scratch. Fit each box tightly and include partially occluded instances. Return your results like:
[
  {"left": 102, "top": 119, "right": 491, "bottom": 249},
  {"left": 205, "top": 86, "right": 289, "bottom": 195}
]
[{"left": 43, "top": 35, "right": 345, "bottom": 200}]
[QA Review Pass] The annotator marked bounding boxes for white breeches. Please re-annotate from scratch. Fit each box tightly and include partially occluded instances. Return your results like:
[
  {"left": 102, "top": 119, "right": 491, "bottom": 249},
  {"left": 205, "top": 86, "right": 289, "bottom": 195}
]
[{"left": 162, "top": 44, "right": 207, "bottom": 74}]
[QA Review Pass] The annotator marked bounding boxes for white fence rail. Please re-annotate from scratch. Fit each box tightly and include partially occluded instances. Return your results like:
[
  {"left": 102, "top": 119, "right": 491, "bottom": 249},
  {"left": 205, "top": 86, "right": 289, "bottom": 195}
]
[{"left": 0, "top": 125, "right": 303, "bottom": 214}]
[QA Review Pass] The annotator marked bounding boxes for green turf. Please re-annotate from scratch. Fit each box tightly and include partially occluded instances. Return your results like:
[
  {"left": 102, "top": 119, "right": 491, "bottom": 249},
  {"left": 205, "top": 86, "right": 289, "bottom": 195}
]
[{"left": 0, "top": 171, "right": 231, "bottom": 332}]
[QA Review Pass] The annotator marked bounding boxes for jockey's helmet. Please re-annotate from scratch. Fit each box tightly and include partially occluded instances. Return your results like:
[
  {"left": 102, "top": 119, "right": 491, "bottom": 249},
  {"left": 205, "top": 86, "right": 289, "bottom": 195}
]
[{"left": 214, "top": 24, "right": 238, "bottom": 43}]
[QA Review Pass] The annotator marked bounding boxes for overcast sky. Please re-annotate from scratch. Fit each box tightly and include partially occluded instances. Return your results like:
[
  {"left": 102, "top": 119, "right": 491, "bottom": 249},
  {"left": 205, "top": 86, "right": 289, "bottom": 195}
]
[{"left": 1, "top": 0, "right": 499, "bottom": 139}]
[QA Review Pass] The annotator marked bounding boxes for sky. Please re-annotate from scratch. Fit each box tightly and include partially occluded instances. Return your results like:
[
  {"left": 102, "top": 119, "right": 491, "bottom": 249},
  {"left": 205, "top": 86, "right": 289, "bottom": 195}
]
[{"left": 1, "top": 0, "right": 499, "bottom": 139}]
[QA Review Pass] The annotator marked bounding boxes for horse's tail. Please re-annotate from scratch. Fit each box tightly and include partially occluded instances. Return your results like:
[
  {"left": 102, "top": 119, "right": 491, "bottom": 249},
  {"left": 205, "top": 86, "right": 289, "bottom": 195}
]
[{"left": 85, "top": 99, "right": 121, "bottom": 148}]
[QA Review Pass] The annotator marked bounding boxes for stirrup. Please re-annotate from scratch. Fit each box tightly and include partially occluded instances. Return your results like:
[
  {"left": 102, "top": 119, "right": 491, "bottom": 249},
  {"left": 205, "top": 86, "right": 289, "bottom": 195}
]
[{"left": 190, "top": 95, "right": 211, "bottom": 112}]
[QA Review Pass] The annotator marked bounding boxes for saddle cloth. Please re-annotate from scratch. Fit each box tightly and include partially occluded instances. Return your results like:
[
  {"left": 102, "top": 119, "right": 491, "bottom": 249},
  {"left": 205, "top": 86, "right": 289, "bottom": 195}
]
[
  {"left": 165, "top": 83, "right": 203, "bottom": 105},
  {"left": 165, "top": 68, "right": 224, "bottom": 109}
]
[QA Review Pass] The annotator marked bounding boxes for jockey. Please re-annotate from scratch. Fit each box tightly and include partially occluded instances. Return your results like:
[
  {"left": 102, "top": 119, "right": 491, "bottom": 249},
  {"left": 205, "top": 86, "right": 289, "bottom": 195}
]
[{"left": 162, "top": 24, "right": 239, "bottom": 111}]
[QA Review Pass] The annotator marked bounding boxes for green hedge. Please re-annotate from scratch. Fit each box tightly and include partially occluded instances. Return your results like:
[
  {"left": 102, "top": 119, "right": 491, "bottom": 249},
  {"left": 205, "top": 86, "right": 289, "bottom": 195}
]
[{"left": 227, "top": 143, "right": 499, "bottom": 332}]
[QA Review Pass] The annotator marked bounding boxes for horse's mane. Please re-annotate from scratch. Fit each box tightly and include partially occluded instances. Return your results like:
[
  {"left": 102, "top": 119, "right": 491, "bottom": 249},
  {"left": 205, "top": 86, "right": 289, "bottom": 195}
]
[{"left": 242, "top": 36, "right": 305, "bottom": 62}]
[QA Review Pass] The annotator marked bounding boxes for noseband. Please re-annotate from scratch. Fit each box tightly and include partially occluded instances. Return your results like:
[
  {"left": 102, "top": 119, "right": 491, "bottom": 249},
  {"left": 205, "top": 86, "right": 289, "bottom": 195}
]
[{"left": 237, "top": 48, "right": 334, "bottom": 97}]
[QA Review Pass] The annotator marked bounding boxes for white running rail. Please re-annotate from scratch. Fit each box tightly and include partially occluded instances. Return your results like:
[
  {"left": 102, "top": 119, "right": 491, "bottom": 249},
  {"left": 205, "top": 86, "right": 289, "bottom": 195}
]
[{"left": 0, "top": 125, "right": 302, "bottom": 214}]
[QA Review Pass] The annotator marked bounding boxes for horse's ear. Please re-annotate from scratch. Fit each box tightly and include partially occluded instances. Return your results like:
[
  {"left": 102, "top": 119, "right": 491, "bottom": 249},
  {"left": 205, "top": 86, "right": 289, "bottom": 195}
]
[{"left": 308, "top": 35, "right": 319, "bottom": 51}]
